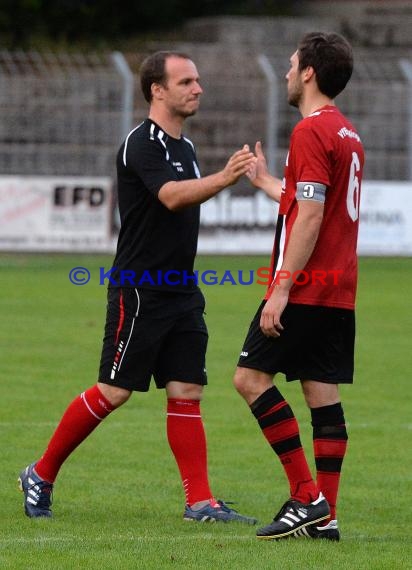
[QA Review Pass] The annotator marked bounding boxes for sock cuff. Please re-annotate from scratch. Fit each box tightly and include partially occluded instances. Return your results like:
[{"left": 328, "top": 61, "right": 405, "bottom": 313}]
[
  {"left": 250, "top": 385, "right": 284, "bottom": 418},
  {"left": 81, "top": 385, "right": 114, "bottom": 420},
  {"left": 167, "top": 398, "right": 201, "bottom": 416},
  {"left": 310, "top": 402, "right": 345, "bottom": 427}
]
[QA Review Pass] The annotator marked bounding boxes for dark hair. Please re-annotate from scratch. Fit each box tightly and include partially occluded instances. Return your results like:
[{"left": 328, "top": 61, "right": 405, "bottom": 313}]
[
  {"left": 140, "top": 50, "right": 192, "bottom": 103},
  {"left": 297, "top": 32, "right": 353, "bottom": 98}
]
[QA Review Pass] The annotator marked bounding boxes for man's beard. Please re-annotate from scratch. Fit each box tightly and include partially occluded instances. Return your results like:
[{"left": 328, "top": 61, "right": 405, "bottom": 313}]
[
  {"left": 174, "top": 104, "right": 199, "bottom": 120},
  {"left": 180, "top": 109, "right": 197, "bottom": 118},
  {"left": 287, "top": 83, "right": 303, "bottom": 108}
]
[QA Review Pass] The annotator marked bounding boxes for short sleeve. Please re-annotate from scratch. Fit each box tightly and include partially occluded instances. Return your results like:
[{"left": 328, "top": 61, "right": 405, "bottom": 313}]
[
  {"left": 124, "top": 136, "right": 179, "bottom": 197},
  {"left": 290, "top": 125, "right": 331, "bottom": 187}
]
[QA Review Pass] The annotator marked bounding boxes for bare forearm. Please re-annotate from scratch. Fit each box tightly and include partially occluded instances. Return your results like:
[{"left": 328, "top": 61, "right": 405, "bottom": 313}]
[
  {"left": 158, "top": 171, "right": 228, "bottom": 210},
  {"left": 261, "top": 176, "right": 282, "bottom": 202},
  {"left": 158, "top": 146, "right": 254, "bottom": 210},
  {"left": 275, "top": 205, "right": 324, "bottom": 292}
]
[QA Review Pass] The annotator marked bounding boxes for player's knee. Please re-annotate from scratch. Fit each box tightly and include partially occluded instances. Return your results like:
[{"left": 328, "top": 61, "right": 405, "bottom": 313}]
[
  {"left": 233, "top": 367, "right": 253, "bottom": 397},
  {"left": 97, "top": 382, "right": 132, "bottom": 407},
  {"left": 301, "top": 380, "right": 340, "bottom": 408},
  {"left": 233, "top": 367, "right": 274, "bottom": 405},
  {"left": 166, "top": 381, "right": 203, "bottom": 400}
]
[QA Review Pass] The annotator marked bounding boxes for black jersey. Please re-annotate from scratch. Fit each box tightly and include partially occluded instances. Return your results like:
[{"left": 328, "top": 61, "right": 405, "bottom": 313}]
[{"left": 110, "top": 119, "right": 201, "bottom": 292}]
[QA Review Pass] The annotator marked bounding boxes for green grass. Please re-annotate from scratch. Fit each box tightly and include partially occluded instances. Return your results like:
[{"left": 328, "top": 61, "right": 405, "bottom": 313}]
[{"left": 1, "top": 254, "right": 411, "bottom": 569}]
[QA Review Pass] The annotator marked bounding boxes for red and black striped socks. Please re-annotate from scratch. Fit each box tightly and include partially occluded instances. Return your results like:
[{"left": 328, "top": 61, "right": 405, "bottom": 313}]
[
  {"left": 251, "top": 386, "right": 319, "bottom": 504},
  {"left": 311, "top": 402, "right": 348, "bottom": 522}
]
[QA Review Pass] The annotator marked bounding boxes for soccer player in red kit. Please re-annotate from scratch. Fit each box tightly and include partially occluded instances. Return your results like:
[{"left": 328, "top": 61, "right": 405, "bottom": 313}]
[{"left": 234, "top": 32, "right": 364, "bottom": 540}]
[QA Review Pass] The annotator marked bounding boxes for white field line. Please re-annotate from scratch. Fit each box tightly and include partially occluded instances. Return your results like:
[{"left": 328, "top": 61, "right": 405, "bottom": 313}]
[
  {"left": 0, "top": 533, "right": 404, "bottom": 546},
  {"left": 0, "top": 534, "right": 253, "bottom": 545},
  {"left": 1, "top": 421, "right": 412, "bottom": 429}
]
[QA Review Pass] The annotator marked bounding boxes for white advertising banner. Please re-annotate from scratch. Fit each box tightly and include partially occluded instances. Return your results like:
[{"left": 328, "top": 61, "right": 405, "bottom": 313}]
[
  {"left": 0, "top": 177, "right": 410, "bottom": 255},
  {"left": 358, "top": 181, "right": 412, "bottom": 255},
  {"left": 0, "top": 176, "right": 112, "bottom": 252},
  {"left": 198, "top": 191, "right": 276, "bottom": 254},
  {"left": 198, "top": 181, "right": 412, "bottom": 256}
]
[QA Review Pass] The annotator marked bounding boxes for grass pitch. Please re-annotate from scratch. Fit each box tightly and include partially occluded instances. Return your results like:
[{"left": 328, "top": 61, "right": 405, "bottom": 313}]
[{"left": 0, "top": 254, "right": 411, "bottom": 569}]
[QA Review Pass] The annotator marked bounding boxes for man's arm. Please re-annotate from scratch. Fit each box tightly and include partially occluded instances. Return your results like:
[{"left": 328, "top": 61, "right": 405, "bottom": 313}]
[
  {"left": 260, "top": 199, "right": 324, "bottom": 337},
  {"left": 246, "top": 141, "right": 282, "bottom": 202},
  {"left": 158, "top": 146, "right": 254, "bottom": 211}
]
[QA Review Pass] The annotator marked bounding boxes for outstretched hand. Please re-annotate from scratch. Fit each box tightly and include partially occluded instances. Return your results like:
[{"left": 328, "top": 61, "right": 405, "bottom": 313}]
[
  {"left": 246, "top": 141, "right": 269, "bottom": 188},
  {"left": 246, "top": 141, "right": 282, "bottom": 202},
  {"left": 221, "top": 144, "right": 256, "bottom": 187}
]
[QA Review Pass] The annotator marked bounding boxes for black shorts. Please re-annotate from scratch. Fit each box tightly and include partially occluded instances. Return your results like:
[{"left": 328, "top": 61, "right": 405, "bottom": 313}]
[
  {"left": 237, "top": 302, "right": 355, "bottom": 384},
  {"left": 99, "top": 287, "right": 208, "bottom": 391}
]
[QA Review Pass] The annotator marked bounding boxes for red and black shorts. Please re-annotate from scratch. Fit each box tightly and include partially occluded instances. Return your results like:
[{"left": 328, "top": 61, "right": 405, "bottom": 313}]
[
  {"left": 98, "top": 287, "right": 208, "bottom": 391},
  {"left": 237, "top": 302, "right": 355, "bottom": 384}
]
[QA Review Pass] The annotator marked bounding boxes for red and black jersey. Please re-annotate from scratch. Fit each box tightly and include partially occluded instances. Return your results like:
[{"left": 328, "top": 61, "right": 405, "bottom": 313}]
[{"left": 267, "top": 105, "right": 365, "bottom": 309}]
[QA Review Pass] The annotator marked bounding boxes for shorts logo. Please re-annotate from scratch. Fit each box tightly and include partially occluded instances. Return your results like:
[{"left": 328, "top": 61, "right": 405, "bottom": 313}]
[
  {"left": 240, "top": 351, "right": 248, "bottom": 357},
  {"left": 111, "top": 340, "right": 124, "bottom": 379}
]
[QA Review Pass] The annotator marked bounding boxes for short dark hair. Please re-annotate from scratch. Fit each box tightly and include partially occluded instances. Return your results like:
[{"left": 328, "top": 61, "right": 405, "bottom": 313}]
[
  {"left": 140, "top": 50, "right": 192, "bottom": 103},
  {"left": 297, "top": 32, "right": 353, "bottom": 99}
]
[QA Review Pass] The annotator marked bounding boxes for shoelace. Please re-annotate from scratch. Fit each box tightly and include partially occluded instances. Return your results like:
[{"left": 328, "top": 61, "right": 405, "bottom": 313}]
[
  {"left": 216, "top": 500, "right": 238, "bottom": 513},
  {"left": 31, "top": 480, "right": 53, "bottom": 508},
  {"left": 272, "top": 499, "right": 297, "bottom": 522}
]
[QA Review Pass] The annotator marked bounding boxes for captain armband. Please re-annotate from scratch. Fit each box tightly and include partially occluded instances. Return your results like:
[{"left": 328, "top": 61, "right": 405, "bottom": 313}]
[{"left": 296, "top": 182, "right": 327, "bottom": 203}]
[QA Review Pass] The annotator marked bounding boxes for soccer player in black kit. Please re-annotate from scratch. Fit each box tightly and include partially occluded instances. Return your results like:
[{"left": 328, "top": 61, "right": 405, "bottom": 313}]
[{"left": 19, "top": 51, "right": 257, "bottom": 524}]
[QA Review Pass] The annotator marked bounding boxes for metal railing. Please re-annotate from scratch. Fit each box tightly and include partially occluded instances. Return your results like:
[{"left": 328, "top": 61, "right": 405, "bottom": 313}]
[{"left": 0, "top": 46, "right": 410, "bottom": 182}]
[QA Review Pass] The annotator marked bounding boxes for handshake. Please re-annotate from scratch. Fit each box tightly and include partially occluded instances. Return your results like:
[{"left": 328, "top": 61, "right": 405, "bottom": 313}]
[{"left": 222, "top": 141, "right": 281, "bottom": 202}]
